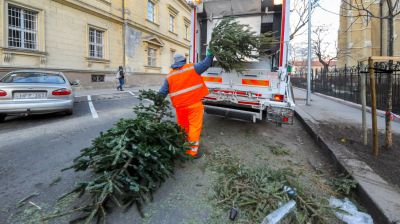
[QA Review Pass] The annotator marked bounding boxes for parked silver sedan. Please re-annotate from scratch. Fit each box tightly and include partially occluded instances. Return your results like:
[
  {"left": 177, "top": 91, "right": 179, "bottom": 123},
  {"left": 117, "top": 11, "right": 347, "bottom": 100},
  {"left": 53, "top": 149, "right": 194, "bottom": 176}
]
[{"left": 0, "top": 70, "right": 79, "bottom": 122}]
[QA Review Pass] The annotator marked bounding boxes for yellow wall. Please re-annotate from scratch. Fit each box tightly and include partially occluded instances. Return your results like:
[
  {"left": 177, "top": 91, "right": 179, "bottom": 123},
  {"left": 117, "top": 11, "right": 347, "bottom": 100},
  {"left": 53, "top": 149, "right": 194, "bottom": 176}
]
[
  {"left": 338, "top": 0, "right": 400, "bottom": 67},
  {"left": 123, "top": 0, "right": 191, "bottom": 74},
  {"left": 0, "top": 0, "right": 191, "bottom": 87}
]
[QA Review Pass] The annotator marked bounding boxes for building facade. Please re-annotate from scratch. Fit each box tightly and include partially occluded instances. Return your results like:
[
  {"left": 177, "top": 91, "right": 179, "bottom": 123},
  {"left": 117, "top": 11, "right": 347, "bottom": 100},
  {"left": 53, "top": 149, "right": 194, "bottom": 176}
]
[
  {"left": 337, "top": 0, "right": 400, "bottom": 67},
  {"left": 0, "top": 0, "right": 191, "bottom": 88}
]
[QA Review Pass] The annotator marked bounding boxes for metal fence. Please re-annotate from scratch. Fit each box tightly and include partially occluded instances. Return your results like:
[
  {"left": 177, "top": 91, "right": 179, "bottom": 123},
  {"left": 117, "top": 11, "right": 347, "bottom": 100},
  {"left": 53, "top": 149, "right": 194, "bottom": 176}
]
[{"left": 291, "top": 62, "right": 400, "bottom": 114}]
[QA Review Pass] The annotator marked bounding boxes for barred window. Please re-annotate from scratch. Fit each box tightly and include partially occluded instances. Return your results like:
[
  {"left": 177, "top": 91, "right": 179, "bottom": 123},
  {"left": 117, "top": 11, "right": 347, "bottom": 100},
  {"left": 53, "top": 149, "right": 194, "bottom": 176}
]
[
  {"left": 147, "top": 47, "right": 157, "bottom": 66},
  {"left": 8, "top": 5, "right": 38, "bottom": 49},
  {"left": 89, "top": 28, "right": 104, "bottom": 59},
  {"left": 91, "top": 74, "right": 105, "bottom": 82},
  {"left": 147, "top": 1, "right": 155, "bottom": 22}
]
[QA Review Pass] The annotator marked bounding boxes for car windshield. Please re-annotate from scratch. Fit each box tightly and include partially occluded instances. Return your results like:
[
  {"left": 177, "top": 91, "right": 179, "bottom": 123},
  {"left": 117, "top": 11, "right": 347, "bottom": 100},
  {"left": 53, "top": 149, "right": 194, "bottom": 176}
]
[{"left": 1, "top": 72, "right": 66, "bottom": 84}]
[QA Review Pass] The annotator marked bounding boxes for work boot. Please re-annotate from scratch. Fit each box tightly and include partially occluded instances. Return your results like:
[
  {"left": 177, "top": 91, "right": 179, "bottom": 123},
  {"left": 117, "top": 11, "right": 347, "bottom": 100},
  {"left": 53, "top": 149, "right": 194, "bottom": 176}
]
[
  {"left": 186, "top": 148, "right": 204, "bottom": 159},
  {"left": 193, "top": 148, "right": 204, "bottom": 159}
]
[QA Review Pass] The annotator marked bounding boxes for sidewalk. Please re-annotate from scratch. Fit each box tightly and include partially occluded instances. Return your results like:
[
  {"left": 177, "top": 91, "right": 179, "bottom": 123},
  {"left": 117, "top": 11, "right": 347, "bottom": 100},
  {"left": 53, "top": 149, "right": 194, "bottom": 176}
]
[
  {"left": 294, "top": 88, "right": 400, "bottom": 224},
  {"left": 294, "top": 88, "right": 400, "bottom": 134},
  {"left": 74, "top": 86, "right": 160, "bottom": 97}
]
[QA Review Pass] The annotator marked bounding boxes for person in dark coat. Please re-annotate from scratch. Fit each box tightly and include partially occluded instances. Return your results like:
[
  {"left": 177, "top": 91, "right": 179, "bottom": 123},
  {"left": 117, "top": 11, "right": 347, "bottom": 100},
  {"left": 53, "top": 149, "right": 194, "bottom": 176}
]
[{"left": 116, "top": 66, "right": 125, "bottom": 91}]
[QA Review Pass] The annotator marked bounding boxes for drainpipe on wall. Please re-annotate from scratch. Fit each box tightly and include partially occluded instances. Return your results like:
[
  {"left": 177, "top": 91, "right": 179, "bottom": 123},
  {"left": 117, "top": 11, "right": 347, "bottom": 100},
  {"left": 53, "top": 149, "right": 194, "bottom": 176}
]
[
  {"left": 122, "top": 0, "right": 127, "bottom": 69},
  {"left": 380, "top": 0, "right": 383, "bottom": 56}
]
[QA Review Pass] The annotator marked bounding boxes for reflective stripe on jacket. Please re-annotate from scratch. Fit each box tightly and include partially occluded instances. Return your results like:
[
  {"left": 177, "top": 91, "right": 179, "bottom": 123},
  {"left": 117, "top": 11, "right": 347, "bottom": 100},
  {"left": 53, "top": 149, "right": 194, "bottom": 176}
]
[{"left": 167, "top": 63, "right": 209, "bottom": 108}]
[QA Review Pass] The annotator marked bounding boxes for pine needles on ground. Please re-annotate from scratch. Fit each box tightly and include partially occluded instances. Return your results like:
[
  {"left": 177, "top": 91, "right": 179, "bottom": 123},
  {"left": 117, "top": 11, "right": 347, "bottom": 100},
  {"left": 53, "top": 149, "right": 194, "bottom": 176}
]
[
  {"left": 207, "top": 151, "right": 337, "bottom": 224},
  {"left": 209, "top": 17, "right": 275, "bottom": 73},
  {"left": 54, "top": 90, "right": 190, "bottom": 224},
  {"left": 329, "top": 174, "right": 358, "bottom": 196}
]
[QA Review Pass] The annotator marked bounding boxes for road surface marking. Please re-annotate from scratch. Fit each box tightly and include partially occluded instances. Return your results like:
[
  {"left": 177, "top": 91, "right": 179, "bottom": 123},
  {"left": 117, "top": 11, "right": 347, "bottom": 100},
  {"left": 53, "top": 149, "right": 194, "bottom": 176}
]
[
  {"left": 128, "top": 91, "right": 135, "bottom": 96},
  {"left": 87, "top": 95, "right": 99, "bottom": 119}
]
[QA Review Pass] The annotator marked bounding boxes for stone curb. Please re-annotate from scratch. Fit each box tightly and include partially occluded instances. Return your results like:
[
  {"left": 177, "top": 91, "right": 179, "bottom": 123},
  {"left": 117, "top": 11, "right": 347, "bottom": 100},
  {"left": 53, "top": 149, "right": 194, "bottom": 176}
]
[
  {"left": 295, "top": 107, "right": 400, "bottom": 224},
  {"left": 294, "top": 87, "right": 400, "bottom": 124}
]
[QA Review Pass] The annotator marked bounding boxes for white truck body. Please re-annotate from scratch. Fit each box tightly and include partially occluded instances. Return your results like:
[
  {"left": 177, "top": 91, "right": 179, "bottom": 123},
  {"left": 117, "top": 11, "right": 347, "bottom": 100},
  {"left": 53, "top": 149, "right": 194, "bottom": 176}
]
[{"left": 191, "top": 0, "right": 294, "bottom": 124}]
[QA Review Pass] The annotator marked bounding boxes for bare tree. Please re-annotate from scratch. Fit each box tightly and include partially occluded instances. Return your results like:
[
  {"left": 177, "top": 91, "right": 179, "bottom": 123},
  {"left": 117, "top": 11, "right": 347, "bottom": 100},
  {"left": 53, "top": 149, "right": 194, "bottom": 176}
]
[
  {"left": 341, "top": 0, "right": 400, "bottom": 150},
  {"left": 312, "top": 26, "right": 339, "bottom": 72},
  {"left": 290, "top": 0, "right": 320, "bottom": 40},
  {"left": 312, "top": 25, "right": 341, "bottom": 89}
]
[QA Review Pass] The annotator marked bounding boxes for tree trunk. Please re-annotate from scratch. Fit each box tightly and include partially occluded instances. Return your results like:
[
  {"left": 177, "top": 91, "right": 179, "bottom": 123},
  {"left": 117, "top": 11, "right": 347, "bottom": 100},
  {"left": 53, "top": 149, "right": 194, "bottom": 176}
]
[{"left": 385, "top": 15, "right": 394, "bottom": 150}]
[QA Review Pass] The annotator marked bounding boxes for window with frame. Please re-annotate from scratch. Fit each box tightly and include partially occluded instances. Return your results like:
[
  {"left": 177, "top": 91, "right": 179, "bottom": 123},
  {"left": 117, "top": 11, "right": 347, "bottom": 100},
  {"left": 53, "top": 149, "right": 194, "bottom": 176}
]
[
  {"left": 147, "top": 1, "right": 155, "bottom": 22},
  {"left": 169, "top": 15, "right": 175, "bottom": 32},
  {"left": 89, "top": 28, "right": 104, "bottom": 59},
  {"left": 8, "top": 5, "right": 38, "bottom": 49},
  {"left": 147, "top": 47, "right": 157, "bottom": 66},
  {"left": 91, "top": 74, "right": 105, "bottom": 82},
  {"left": 185, "top": 24, "right": 189, "bottom": 39}
]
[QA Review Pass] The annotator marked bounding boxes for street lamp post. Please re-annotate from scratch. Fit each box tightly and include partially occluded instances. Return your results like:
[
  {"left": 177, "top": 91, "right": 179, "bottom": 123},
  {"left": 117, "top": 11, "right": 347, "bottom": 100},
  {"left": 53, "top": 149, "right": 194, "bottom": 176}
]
[{"left": 306, "top": 0, "right": 312, "bottom": 105}]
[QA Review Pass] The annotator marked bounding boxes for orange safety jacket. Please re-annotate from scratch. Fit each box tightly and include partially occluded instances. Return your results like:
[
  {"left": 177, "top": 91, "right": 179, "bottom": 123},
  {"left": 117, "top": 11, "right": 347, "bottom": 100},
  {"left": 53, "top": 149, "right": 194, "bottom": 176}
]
[{"left": 167, "top": 63, "right": 209, "bottom": 108}]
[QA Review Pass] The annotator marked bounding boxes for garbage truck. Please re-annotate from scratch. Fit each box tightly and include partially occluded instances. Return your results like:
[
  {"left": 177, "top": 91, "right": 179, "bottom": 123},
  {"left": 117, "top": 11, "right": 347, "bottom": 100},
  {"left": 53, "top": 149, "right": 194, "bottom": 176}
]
[{"left": 190, "top": 0, "right": 295, "bottom": 124}]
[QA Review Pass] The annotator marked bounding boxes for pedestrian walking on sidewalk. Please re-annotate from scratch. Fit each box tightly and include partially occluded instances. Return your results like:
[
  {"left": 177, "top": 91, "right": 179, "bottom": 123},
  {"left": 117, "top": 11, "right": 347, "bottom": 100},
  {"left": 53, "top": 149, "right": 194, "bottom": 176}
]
[
  {"left": 158, "top": 50, "right": 214, "bottom": 158},
  {"left": 116, "top": 66, "right": 125, "bottom": 91}
]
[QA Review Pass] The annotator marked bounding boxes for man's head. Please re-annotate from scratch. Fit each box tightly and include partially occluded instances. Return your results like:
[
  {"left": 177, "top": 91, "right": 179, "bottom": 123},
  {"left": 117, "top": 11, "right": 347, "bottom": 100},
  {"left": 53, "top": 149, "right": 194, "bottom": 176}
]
[{"left": 173, "top": 54, "right": 186, "bottom": 64}]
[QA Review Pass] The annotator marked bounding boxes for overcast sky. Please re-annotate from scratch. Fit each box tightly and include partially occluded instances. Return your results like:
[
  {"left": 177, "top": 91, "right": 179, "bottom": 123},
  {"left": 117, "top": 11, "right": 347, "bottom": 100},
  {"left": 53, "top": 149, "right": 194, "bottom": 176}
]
[{"left": 291, "top": 0, "right": 341, "bottom": 57}]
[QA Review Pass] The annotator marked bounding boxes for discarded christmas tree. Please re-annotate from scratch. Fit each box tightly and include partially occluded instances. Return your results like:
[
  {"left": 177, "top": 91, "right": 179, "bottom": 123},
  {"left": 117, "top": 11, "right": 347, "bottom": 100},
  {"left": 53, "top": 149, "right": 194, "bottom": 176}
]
[
  {"left": 209, "top": 17, "right": 275, "bottom": 73},
  {"left": 57, "top": 90, "right": 190, "bottom": 223}
]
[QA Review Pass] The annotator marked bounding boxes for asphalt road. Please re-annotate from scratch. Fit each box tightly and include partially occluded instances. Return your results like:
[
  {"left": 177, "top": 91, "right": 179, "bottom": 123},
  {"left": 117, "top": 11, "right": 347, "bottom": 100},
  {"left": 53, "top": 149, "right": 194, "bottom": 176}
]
[
  {"left": 0, "top": 91, "right": 140, "bottom": 223},
  {"left": 0, "top": 94, "right": 340, "bottom": 224}
]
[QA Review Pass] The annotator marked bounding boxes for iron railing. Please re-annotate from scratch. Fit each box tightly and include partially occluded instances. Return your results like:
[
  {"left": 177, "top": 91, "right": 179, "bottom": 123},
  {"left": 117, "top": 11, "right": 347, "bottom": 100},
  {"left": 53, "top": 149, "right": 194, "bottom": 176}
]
[{"left": 291, "top": 62, "right": 400, "bottom": 114}]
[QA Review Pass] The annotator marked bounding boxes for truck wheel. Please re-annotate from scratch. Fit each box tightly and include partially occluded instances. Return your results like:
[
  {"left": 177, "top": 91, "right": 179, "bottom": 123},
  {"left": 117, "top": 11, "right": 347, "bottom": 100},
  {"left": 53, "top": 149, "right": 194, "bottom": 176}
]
[{"left": 0, "top": 114, "right": 6, "bottom": 122}]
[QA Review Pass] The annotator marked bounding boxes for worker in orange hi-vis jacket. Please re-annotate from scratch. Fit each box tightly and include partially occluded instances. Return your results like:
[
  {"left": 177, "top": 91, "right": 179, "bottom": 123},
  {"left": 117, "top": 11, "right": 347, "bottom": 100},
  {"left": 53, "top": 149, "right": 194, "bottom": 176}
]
[{"left": 158, "top": 50, "right": 214, "bottom": 158}]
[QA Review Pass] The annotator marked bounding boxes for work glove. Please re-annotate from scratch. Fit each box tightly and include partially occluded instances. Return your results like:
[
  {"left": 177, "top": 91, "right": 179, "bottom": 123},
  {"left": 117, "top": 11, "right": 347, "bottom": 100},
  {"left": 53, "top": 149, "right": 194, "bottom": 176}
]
[{"left": 206, "top": 49, "right": 213, "bottom": 57}]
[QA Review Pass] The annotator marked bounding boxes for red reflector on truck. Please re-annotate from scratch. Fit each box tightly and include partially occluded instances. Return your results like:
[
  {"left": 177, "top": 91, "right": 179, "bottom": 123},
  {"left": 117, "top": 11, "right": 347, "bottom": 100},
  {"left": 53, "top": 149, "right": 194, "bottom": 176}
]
[
  {"left": 272, "top": 94, "right": 284, "bottom": 102},
  {"left": 238, "top": 101, "right": 260, "bottom": 105},
  {"left": 203, "top": 96, "right": 217, "bottom": 100},
  {"left": 0, "top": 90, "right": 7, "bottom": 97},
  {"left": 203, "top": 76, "right": 222, "bottom": 83},
  {"left": 242, "top": 79, "right": 270, "bottom": 86}
]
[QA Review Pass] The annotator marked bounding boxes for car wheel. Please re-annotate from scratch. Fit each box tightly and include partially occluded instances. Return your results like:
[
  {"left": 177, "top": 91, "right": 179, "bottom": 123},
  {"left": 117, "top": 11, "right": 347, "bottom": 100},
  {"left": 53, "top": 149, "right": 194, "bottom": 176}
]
[
  {"left": 65, "top": 109, "right": 74, "bottom": 116},
  {"left": 0, "top": 114, "right": 6, "bottom": 122}
]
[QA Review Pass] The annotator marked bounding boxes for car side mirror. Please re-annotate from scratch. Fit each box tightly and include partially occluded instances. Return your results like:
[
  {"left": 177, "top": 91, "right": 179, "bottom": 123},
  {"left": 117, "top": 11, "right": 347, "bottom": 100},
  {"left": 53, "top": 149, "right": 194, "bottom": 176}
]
[{"left": 71, "top": 80, "right": 80, "bottom": 86}]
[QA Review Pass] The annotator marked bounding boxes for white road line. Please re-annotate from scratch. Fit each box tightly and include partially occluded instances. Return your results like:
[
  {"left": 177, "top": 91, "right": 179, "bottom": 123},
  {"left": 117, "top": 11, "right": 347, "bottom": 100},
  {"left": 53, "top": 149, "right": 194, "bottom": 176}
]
[
  {"left": 144, "top": 99, "right": 154, "bottom": 104},
  {"left": 128, "top": 91, "right": 135, "bottom": 96},
  {"left": 87, "top": 95, "right": 99, "bottom": 119}
]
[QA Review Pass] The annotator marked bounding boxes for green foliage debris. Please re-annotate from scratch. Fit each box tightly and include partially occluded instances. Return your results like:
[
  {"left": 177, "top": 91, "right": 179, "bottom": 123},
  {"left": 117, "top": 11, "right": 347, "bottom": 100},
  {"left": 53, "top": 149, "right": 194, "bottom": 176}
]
[
  {"left": 16, "top": 192, "right": 40, "bottom": 208},
  {"left": 207, "top": 150, "right": 337, "bottom": 224},
  {"left": 209, "top": 18, "right": 275, "bottom": 73},
  {"left": 47, "top": 90, "right": 190, "bottom": 224},
  {"left": 329, "top": 175, "right": 358, "bottom": 196},
  {"left": 269, "top": 144, "right": 291, "bottom": 156}
]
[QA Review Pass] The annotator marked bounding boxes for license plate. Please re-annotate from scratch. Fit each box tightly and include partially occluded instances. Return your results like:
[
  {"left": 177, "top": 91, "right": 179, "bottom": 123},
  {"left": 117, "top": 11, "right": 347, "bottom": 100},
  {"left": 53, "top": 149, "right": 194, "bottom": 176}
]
[{"left": 14, "top": 92, "right": 47, "bottom": 99}]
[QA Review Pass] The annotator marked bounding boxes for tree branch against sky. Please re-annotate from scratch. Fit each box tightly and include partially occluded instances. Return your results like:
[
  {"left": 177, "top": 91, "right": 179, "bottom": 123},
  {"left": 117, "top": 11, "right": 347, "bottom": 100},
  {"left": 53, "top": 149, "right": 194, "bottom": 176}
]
[
  {"left": 290, "top": 0, "right": 320, "bottom": 40},
  {"left": 312, "top": 25, "right": 339, "bottom": 70}
]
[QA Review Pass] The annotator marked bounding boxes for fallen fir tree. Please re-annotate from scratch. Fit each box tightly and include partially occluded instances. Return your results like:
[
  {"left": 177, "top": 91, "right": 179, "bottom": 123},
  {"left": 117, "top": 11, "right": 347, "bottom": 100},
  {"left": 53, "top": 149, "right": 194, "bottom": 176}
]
[
  {"left": 209, "top": 17, "right": 275, "bottom": 73},
  {"left": 53, "top": 90, "right": 190, "bottom": 223}
]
